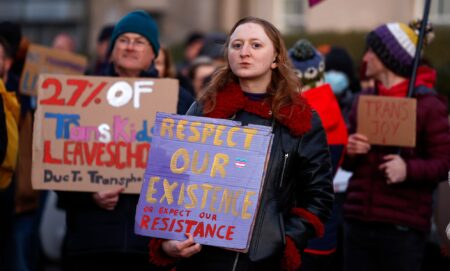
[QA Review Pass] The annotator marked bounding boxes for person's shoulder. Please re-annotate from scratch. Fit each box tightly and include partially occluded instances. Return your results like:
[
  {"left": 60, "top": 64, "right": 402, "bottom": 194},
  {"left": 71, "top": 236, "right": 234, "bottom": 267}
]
[
  {"left": 415, "top": 85, "right": 446, "bottom": 105},
  {"left": 309, "top": 110, "right": 325, "bottom": 132},
  {"left": 179, "top": 86, "right": 194, "bottom": 100},
  {"left": 186, "top": 101, "right": 203, "bottom": 116},
  {"left": 177, "top": 86, "right": 195, "bottom": 114},
  {"left": 415, "top": 85, "right": 437, "bottom": 96},
  {"left": 412, "top": 86, "right": 448, "bottom": 125}
]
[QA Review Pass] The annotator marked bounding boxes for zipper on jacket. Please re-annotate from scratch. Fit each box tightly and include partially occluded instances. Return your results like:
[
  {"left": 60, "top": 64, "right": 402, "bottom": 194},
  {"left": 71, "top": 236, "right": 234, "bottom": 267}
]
[
  {"left": 279, "top": 153, "right": 289, "bottom": 188},
  {"left": 232, "top": 252, "right": 240, "bottom": 271}
]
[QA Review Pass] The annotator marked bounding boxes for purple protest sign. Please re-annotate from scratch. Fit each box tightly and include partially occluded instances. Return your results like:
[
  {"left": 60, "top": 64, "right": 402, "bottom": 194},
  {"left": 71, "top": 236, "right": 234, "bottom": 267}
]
[{"left": 135, "top": 112, "right": 273, "bottom": 250}]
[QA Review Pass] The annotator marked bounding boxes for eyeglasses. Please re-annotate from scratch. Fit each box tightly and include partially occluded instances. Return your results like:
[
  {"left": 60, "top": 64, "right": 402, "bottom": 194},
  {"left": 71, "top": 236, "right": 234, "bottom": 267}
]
[{"left": 116, "top": 37, "right": 150, "bottom": 50}]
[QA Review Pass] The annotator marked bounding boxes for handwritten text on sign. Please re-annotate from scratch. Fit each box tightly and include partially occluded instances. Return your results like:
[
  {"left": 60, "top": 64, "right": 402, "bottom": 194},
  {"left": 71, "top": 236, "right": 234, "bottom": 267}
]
[
  {"left": 32, "top": 74, "right": 179, "bottom": 193},
  {"left": 20, "top": 44, "right": 87, "bottom": 96},
  {"left": 357, "top": 95, "right": 417, "bottom": 147},
  {"left": 135, "top": 113, "right": 273, "bottom": 250}
]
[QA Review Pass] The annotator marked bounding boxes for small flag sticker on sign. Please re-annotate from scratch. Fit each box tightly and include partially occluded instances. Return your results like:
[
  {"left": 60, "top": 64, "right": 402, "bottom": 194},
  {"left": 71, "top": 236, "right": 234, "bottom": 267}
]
[{"left": 234, "top": 158, "right": 248, "bottom": 168}]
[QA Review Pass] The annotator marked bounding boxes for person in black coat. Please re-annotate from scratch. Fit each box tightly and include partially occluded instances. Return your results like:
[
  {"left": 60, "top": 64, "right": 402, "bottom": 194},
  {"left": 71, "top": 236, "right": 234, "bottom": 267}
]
[
  {"left": 57, "top": 10, "right": 193, "bottom": 271},
  {"left": 149, "top": 16, "right": 333, "bottom": 271}
]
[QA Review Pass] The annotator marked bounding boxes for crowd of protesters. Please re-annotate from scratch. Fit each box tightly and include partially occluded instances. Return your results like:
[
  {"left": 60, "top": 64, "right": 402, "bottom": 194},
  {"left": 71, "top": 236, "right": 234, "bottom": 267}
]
[{"left": 1, "top": 8, "right": 450, "bottom": 271}]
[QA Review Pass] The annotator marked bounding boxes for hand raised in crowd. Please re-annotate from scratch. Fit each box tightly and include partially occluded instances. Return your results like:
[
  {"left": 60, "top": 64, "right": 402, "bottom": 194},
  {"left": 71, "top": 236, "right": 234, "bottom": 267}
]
[
  {"left": 92, "top": 186, "right": 125, "bottom": 210},
  {"left": 162, "top": 233, "right": 202, "bottom": 258},
  {"left": 378, "top": 154, "right": 407, "bottom": 185},
  {"left": 346, "top": 133, "right": 371, "bottom": 156}
]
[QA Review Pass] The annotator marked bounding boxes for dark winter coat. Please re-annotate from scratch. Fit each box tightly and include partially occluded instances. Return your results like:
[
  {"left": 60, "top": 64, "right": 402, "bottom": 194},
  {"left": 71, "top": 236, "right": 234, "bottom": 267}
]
[
  {"left": 57, "top": 63, "right": 194, "bottom": 256},
  {"left": 343, "top": 68, "right": 450, "bottom": 232}
]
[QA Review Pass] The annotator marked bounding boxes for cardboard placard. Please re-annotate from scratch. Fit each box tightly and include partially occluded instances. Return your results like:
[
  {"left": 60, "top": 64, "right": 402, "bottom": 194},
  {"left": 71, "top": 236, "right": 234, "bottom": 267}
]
[
  {"left": 135, "top": 113, "right": 273, "bottom": 250},
  {"left": 32, "top": 74, "right": 179, "bottom": 193},
  {"left": 20, "top": 44, "right": 88, "bottom": 96},
  {"left": 357, "top": 95, "right": 417, "bottom": 147}
]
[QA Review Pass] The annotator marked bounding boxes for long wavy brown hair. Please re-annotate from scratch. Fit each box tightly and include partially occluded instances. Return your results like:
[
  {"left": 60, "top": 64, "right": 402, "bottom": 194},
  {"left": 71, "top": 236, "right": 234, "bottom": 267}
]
[{"left": 200, "top": 16, "right": 304, "bottom": 120}]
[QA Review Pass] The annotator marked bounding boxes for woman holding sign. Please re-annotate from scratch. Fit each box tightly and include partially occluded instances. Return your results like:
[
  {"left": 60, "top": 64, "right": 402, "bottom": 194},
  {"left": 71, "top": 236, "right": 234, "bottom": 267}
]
[{"left": 149, "top": 17, "right": 333, "bottom": 271}]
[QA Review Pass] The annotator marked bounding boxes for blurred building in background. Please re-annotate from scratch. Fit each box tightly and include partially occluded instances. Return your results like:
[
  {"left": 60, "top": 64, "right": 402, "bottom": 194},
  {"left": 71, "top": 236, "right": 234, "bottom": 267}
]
[{"left": 0, "top": 0, "right": 449, "bottom": 59}]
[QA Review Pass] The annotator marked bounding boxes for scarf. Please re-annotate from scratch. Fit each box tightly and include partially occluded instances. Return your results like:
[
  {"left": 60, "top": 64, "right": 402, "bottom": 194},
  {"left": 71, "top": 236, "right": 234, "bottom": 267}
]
[
  {"left": 204, "top": 83, "right": 312, "bottom": 136},
  {"left": 377, "top": 66, "right": 437, "bottom": 97}
]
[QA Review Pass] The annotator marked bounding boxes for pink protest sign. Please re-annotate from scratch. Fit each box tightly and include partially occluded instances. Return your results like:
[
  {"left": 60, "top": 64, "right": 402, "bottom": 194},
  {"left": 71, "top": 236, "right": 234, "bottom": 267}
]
[
  {"left": 32, "top": 74, "right": 179, "bottom": 193},
  {"left": 135, "top": 112, "right": 273, "bottom": 250},
  {"left": 357, "top": 95, "right": 417, "bottom": 147}
]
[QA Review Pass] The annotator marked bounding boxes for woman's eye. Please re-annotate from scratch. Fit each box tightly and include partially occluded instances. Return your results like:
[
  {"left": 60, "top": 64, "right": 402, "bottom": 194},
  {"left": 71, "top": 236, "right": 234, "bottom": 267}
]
[
  {"left": 252, "top": 43, "right": 262, "bottom": 48},
  {"left": 231, "top": 43, "right": 242, "bottom": 49}
]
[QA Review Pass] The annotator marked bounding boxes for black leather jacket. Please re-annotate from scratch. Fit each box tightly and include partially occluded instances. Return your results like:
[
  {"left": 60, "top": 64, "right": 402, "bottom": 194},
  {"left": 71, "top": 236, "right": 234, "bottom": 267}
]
[{"left": 177, "top": 102, "right": 334, "bottom": 270}]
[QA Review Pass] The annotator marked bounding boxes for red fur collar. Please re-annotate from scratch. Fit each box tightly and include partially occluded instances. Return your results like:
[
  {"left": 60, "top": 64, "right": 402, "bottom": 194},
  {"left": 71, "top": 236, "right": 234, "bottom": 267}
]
[{"left": 204, "top": 83, "right": 312, "bottom": 136}]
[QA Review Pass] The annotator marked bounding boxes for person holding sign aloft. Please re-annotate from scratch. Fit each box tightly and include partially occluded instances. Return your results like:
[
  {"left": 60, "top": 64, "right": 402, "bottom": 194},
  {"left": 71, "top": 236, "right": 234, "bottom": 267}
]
[
  {"left": 342, "top": 21, "right": 450, "bottom": 271},
  {"left": 56, "top": 10, "right": 193, "bottom": 271},
  {"left": 148, "top": 17, "right": 334, "bottom": 271}
]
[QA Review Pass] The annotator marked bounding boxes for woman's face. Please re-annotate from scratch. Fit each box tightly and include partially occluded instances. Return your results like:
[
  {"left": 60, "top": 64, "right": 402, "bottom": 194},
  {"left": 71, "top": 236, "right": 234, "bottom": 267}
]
[
  {"left": 363, "top": 49, "right": 386, "bottom": 80},
  {"left": 155, "top": 49, "right": 166, "bottom": 78},
  {"left": 228, "top": 23, "right": 277, "bottom": 84},
  {"left": 193, "top": 64, "right": 215, "bottom": 97}
]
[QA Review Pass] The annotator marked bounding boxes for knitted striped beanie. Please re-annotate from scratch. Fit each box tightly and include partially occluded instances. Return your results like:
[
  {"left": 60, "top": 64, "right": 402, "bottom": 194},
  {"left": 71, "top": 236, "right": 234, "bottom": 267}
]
[{"left": 366, "top": 22, "right": 426, "bottom": 77}]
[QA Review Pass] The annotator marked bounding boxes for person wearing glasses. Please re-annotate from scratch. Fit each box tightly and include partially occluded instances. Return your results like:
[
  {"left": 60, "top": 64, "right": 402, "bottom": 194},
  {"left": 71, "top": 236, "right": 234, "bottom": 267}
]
[{"left": 57, "top": 11, "right": 193, "bottom": 271}]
